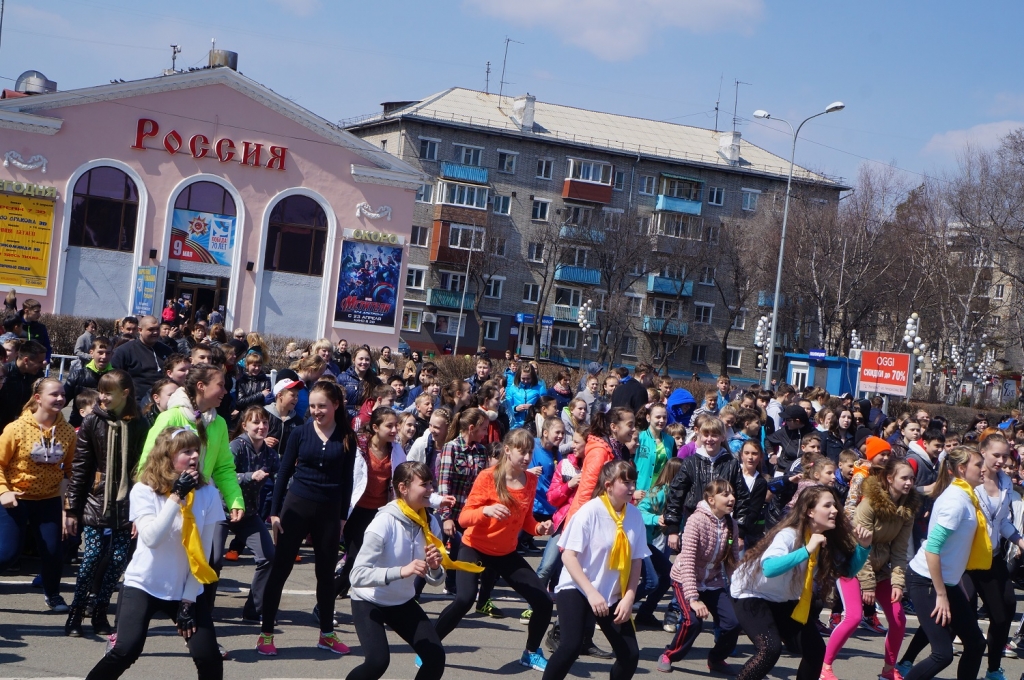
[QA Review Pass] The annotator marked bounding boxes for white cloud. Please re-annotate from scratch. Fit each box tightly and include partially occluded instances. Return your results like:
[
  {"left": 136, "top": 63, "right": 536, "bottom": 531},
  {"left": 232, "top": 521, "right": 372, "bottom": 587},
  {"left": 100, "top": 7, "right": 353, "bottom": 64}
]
[
  {"left": 465, "top": 0, "right": 763, "bottom": 61},
  {"left": 923, "top": 120, "right": 1024, "bottom": 156},
  {"left": 267, "top": 0, "right": 321, "bottom": 17}
]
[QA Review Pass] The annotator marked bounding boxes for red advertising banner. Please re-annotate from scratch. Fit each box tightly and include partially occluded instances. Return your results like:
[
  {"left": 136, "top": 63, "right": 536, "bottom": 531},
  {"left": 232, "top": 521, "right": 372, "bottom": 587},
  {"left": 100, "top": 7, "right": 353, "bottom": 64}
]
[{"left": 858, "top": 351, "right": 912, "bottom": 397}]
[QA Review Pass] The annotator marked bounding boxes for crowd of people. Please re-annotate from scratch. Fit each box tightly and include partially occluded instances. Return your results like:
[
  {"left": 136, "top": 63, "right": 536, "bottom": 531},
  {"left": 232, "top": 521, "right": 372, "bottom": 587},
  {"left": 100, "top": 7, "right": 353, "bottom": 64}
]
[{"left": 0, "top": 300, "right": 1022, "bottom": 680}]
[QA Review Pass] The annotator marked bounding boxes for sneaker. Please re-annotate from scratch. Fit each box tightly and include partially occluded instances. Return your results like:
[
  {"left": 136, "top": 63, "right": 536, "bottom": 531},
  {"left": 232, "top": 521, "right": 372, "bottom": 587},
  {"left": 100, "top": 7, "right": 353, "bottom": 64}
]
[
  {"left": 819, "top": 665, "right": 838, "bottom": 680},
  {"left": 414, "top": 655, "right": 422, "bottom": 668},
  {"left": 862, "top": 614, "right": 887, "bottom": 634},
  {"left": 294, "top": 553, "right": 302, "bottom": 563},
  {"left": 902, "top": 598, "right": 915, "bottom": 615},
  {"left": 894, "top": 661, "right": 913, "bottom": 677},
  {"left": 1005, "top": 643, "right": 1019, "bottom": 659},
  {"left": 544, "top": 624, "right": 560, "bottom": 653},
  {"left": 317, "top": 631, "right": 350, "bottom": 655},
  {"left": 31, "top": 574, "right": 42, "bottom": 588},
  {"left": 708, "top": 659, "right": 738, "bottom": 676},
  {"left": 984, "top": 670, "right": 1007, "bottom": 680},
  {"left": 826, "top": 612, "right": 843, "bottom": 632},
  {"left": 256, "top": 633, "right": 277, "bottom": 656},
  {"left": 312, "top": 603, "right": 338, "bottom": 627},
  {"left": 663, "top": 621, "right": 680, "bottom": 633},
  {"left": 581, "top": 642, "right": 614, "bottom": 659},
  {"left": 520, "top": 649, "right": 548, "bottom": 671},
  {"left": 663, "top": 609, "right": 680, "bottom": 632},
  {"left": 476, "top": 599, "right": 505, "bottom": 619},
  {"left": 218, "top": 644, "right": 229, "bottom": 659},
  {"left": 224, "top": 549, "right": 239, "bottom": 561},
  {"left": 519, "top": 608, "right": 532, "bottom": 624},
  {"left": 44, "top": 595, "right": 69, "bottom": 613},
  {"left": 105, "top": 633, "right": 117, "bottom": 654},
  {"left": 816, "top": 619, "right": 831, "bottom": 635},
  {"left": 657, "top": 653, "right": 673, "bottom": 673},
  {"left": 879, "top": 668, "right": 905, "bottom": 680}
]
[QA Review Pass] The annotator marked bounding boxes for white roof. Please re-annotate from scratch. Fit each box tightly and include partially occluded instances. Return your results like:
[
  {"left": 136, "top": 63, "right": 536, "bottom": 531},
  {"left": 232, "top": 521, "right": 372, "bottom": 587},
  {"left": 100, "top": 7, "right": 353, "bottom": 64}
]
[{"left": 347, "top": 87, "right": 841, "bottom": 186}]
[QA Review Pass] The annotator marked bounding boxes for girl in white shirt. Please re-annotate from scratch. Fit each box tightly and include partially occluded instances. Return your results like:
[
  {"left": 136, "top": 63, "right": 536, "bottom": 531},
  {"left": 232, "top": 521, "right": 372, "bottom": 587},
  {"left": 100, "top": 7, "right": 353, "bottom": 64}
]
[
  {"left": 85, "top": 426, "right": 225, "bottom": 680},
  {"left": 542, "top": 459, "right": 650, "bottom": 680}
]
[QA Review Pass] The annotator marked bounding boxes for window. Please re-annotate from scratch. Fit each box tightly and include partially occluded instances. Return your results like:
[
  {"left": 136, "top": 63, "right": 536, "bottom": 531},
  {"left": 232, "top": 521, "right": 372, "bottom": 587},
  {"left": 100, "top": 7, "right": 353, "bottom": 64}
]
[
  {"left": 636, "top": 215, "right": 651, "bottom": 234},
  {"left": 531, "top": 199, "right": 550, "bottom": 221},
  {"left": 401, "top": 308, "right": 422, "bottom": 332},
  {"left": 415, "top": 183, "right": 434, "bottom": 203},
  {"left": 660, "top": 264, "right": 685, "bottom": 280},
  {"left": 567, "top": 158, "right": 613, "bottom": 185},
  {"left": 439, "top": 181, "right": 488, "bottom": 209},
  {"left": 627, "top": 296, "right": 644, "bottom": 317},
  {"left": 552, "top": 328, "right": 577, "bottom": 349},
  {"left": 656, "top": 213, "right": 702, "bottom": 239},
  {"left": 448, "top": 224, "right": 484, "bottom": 251},
  {"left": 492, "top": 195, "right": 511, "bottom": 215},
  {"left": 694, "top": 303, "right": 713, "bottom": 324},
  {"left": 621, "top": 336, "right": 638, "bottom": 357},
  {"left": 523, "top": 283, "right": 540, "bottom": 303},
  {"left": 651, "top": 299, "right": 677, "bottom": 319},
  {"left": 991, "top": 315, "right": 1002, "bottom": 327},
  {"left": 455, "top": 144, "right": 482, "bottom": 166},
  {"left": 489, "top": 237, "right": 507, "bottom": 257},
  {"left": 69, "top": 166, "right": 140, "bottom": 252},
  {"left": 435, "top": 313, "right": 466, "bottom": 336},
  {"left": 995, "top": 284, "right": 1006, "bottom": 300},
  {"left": 419, "top": 138, "right": 439, "bottom": 161},
  {"left": 554, "top": 286, "right": 582, "bottom": 307},
  {"left": 596, "top": 292, "right": 607, "bottom": 311},
  {"left": 708, "top": 187, "right": 724, "bottom": 206},
  {"left": 691, "top": 345, "right": 708, "bottom": 364},
  {"left": 497, "top": 151, "right": 517, "bottom": 174},
  {"left": 527, "top": 242, "right": 544, "bottom": 263},
  {"left": 410, "top": 224, "right": 429, "bottom": 247},
  {"left": 380, "top": 139, "right": 387, "bottom": 151},
  {"left": 603, "top": 208, "right": 623, "bottom": 231},
  {"left": 613, "top": 170, "right": 625, "bottom": 191},
  {"left": 263, "top": 194, "right": 326, "bottom": 276},
  {"left": 536, "top": 159, "right": 553, "bottom": 179},
  {"left": 483, "top": 277, "right": 504, "bottom": 299},
  {"left": 560, "top": 247, "right": 589, "bottom": 268},
  {"left": 662, "top": 178, "right": 700, "bottom": 200},
  {"left": 731, "top": 308, "right": 747, "bottom": 330},
  {"left": 589, "top": 332, "right": 601, "bottom": 351},
  {"left": 704, "top": 221, "right": 720, "bottom": 244},
  {"left": 638, "top": 175, "right": 656, "bottom": 195},
  {"left": 741, "top": 189, "right": 760, "bottom": 212},
  {"left": 482, "top": 317, "right": 501, "bottom": 341},
  {"left": 726, "top": 347, "right": 743, "bottom": 369},
  {"left": 565, "top": 205, "right": 593, "bottom": 226},
  {"left": 699, "top": 267, "right": 716, "bottom": 285},
  {"left": 406, "top": 266, "right": 426, "bottom": 290},
  {"left": 439, "top": 271, "right": 466, "bottom": 292}
]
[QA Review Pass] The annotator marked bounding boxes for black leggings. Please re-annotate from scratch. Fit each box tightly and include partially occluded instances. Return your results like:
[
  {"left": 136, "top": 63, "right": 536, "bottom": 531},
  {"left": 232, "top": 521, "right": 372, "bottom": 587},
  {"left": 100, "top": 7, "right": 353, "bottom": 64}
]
[
  {"left": 732, "top": 597, "right": 825, "bottom": 680},
  {"left": 85, "top": 585, "right": 221, "bottom": 680},
  {"left": 262, "top": 493, "right": 341, "bottom": 634},
  {"left": 541, "top": 588, "right": 639, "bottom": 680},
  {"left": 347, "top": 598, "right": 445, "bottom": 680},
  {"left": 904, "top": 571, "right": 985, "bottom": 680},
  {"left": 966, "top": 558, "right": 1016, "bottom": 673},
  {"left": 336, "top": 505, "right": 378, "bottom": 597},
  {"left": 637, "top": 544, "right": 672, "bottom": 620},
  {"left": 434, "top": 545, "right": 553, "bottom": 652}
]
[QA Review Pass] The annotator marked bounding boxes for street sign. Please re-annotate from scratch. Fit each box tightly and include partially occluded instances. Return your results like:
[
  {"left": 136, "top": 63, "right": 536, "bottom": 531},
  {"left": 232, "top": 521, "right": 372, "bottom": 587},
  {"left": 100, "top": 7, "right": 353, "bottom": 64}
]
[
  {"left": 858, "top": 351, "right": 912, "bottom": 397},
  {"left": 809, "top": 348, "right": 826, "bottom": 359},
  {"left": 541, "top": 316, "right": 554, "bottom": 327},
  {"left": 515, "top": 313, "right": 536, "bottom": 324}
]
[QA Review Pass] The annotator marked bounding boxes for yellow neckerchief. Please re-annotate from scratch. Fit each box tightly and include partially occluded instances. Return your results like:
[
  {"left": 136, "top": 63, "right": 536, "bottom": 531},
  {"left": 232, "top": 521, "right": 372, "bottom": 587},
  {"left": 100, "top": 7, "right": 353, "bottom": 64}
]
[
  {"left": 395, "top": 499, "right": 484, "bottom": 573},
  {"left": 791, "top": 530, "right": 819, "bottom": 624},
  {"left": 180, "top": 491, "right": 217, "bottom": 584},
  {"left": 951, "top": 478, "right": 993, "bottom": 571},
  {"left": 599, "top": 493, "right": 631, "bottom": 598}
]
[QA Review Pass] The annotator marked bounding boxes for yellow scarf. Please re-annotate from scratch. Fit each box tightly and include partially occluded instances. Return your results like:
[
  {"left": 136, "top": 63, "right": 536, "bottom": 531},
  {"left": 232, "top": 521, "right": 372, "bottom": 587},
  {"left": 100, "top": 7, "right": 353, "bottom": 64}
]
[
  {"left": 395, "top": 499, "right": 485, "bottom": 574},
  {"left": 180, "top": 491, "right": 217, "bottom": 584},
  {"left": 791, "top": 531, "right": 819, "bottom": 624},
  {"left": 600, "top": 494, "right": 631, "bottom": 598},
  {"left": 951, "top": 478, "right": 993, "bottom": 571}
]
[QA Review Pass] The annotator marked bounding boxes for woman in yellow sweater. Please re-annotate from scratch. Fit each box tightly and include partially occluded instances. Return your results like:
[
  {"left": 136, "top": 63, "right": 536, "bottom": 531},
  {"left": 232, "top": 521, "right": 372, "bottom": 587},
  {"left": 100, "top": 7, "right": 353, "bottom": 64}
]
[{"left": 0, "top": 376, "right": 77, "bottom": 611}]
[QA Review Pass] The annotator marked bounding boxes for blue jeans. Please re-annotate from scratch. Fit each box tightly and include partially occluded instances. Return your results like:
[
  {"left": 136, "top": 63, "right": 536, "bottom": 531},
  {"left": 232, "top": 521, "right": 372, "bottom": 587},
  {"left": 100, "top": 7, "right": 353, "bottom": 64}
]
[
  {"left": 536, "top": 532, "right": 563, "bottom": 588},
  {"left": 0, "top": 496, "right": 63, "bottom": 597}
]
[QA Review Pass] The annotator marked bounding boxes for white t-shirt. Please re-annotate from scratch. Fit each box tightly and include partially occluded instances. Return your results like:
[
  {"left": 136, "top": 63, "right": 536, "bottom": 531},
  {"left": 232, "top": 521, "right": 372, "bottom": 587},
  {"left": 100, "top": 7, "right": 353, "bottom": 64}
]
[
  {"left": 908, "top": 484, "right": 977, "bottom": 585},
  {"left": 556, "top": 497, "right": 651, "bottom": 603},
  {"left": 123, "top": 483, "right": 225, "bottom": 601}
]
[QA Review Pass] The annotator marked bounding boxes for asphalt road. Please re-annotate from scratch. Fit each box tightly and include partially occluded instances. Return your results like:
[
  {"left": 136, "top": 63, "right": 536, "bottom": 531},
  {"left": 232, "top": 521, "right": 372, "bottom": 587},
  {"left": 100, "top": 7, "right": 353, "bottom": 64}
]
[{"left": 1, "top": 541, "right": 1020, "bottom": 679}]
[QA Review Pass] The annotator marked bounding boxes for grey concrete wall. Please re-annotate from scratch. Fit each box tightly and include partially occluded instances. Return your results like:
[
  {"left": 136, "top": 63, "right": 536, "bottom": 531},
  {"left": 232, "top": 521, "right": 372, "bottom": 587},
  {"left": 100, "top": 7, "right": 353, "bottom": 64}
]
[{"left": 59, "top": 246, "right": 132, "bottom": 318}]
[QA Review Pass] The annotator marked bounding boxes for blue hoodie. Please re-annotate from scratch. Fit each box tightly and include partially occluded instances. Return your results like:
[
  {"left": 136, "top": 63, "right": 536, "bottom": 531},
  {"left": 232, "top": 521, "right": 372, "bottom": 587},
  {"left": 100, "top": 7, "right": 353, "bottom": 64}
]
[
  {"left": 531, "top": 437, "right": 558, "bottom": 516},
  {"left": 666, "top": 388, "right": 697, "bottom": 427}
]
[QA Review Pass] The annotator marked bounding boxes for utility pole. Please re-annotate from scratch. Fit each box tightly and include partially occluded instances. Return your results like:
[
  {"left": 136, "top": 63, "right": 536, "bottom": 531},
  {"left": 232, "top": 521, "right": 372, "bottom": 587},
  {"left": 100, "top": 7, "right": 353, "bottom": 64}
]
[
  {"left": 733, "top": 80, "right": 751, "bottom": 133},
  {"left": 485, "top": 61, "right": 491, "bottom": 94},
  {"left": 170, "top": 44, "right": 182, "bottom": 72},
  {"left": 498, "top": 36, "right": 522, "bottom": 104}
]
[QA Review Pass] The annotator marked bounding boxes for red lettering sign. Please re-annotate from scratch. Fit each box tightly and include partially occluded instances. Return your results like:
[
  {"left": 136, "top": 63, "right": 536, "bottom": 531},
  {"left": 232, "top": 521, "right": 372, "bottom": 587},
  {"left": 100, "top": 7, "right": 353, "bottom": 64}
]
[
  {"left": 130, "top": 118, "right": 287, "bottom": 171},
  {"left": 132, "top": 118, "right": 159, "bottom": 149},
  {"left": 857, "top": 351, "right": 913, "bottom": 397}
]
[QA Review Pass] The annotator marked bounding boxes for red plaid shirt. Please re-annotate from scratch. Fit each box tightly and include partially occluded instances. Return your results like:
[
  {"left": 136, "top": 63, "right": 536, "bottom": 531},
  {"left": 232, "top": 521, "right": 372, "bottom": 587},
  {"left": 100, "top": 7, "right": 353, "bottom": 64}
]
[{"left": 436, "top": 434, "right": 489, "bottom": 522}]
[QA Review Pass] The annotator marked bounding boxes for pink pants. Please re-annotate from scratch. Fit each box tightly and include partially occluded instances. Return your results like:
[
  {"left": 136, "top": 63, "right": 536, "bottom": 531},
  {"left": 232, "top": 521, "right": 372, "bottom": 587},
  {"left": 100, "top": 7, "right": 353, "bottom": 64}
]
[{"left": 823, "top": 576, "right": 905, "bottom": 666}]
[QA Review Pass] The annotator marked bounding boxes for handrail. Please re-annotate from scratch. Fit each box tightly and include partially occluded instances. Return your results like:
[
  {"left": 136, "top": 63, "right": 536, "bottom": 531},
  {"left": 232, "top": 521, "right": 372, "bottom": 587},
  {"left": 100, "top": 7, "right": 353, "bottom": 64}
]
[{"left": 46, "top": 354, "right": 78, "bottom": 381}]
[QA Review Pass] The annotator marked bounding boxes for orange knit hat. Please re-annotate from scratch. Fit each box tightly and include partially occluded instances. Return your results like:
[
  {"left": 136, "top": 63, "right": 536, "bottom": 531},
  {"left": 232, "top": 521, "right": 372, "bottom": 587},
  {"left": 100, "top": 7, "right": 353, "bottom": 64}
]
[{"left": 864, "top": 436, "right": 892, "bottom": 460}]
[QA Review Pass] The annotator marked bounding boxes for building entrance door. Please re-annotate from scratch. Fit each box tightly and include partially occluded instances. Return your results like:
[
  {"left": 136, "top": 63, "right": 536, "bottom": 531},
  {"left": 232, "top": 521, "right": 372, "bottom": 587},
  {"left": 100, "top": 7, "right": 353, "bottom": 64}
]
[{"left": 165, "top": 271, "right": 230, "bottom": 325}]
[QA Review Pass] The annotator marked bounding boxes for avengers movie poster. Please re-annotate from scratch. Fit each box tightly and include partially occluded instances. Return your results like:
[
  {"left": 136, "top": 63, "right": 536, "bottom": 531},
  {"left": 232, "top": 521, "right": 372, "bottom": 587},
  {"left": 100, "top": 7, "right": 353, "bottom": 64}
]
[{"left": 335, "top": 240, "right": 402, "bottom": 329}]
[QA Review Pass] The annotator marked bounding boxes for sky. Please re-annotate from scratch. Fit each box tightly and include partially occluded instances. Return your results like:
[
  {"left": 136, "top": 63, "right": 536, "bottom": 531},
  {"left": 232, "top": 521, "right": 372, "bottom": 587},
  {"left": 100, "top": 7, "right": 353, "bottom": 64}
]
[{"left": 3, "top": 0, "right": 1023, "bottom": 188}]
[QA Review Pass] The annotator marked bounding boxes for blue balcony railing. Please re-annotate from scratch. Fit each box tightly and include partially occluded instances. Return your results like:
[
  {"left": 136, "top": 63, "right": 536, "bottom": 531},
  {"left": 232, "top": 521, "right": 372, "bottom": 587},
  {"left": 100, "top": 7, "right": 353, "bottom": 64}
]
[
  {"left": 559, "top": 225, "right": 605, "bottom": 243},
  {"left": 642, "top": 316, "right": 689, "bottom": 336},
  {"left": 552, "top": 304, "right": 597, "bottom": 323},
  {"left": 655, "top": 194, "right": 702, "bottom": 216},
  {"left": 427, "top": 288, "right": 475, "bottom": 310},
  {"left": 646, "top": 275, "right": 693, "bottom": 297},
  {"left": 554, "top": 265, "right": 601, "bottom": 286},
  {"left": 440, "top": 162, "right": 488, "bottom": 185}
]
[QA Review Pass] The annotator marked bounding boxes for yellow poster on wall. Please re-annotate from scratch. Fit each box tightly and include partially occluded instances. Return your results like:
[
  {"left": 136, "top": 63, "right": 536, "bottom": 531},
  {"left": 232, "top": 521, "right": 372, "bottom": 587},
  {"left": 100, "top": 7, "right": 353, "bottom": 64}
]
[{"left": 0, "top": 193, "right": 54, "bottom": 289}]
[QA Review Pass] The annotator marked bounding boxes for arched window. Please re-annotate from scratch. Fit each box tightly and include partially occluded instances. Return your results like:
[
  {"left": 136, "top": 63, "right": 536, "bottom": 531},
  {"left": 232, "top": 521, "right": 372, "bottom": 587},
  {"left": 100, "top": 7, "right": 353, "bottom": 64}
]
[
  {"left": 68, "top": 167, "right": 139, "bottom": 252},
  {"left": 174, "top": 181, "right": 236, "bottom": 216},
  {"left": 264, "top": 195, "right": 328, "bottom": 276}
]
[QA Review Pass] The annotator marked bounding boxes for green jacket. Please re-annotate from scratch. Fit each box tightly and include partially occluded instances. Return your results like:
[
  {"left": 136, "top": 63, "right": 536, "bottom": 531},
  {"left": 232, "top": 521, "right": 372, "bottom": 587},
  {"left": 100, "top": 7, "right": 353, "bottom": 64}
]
[{"left": 139, "top": 405, "right": 244, "bottom": 511}]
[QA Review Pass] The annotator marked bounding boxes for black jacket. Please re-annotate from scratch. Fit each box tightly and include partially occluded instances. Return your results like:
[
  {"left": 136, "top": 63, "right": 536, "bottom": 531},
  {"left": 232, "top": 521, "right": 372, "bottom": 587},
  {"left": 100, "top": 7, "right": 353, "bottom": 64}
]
[
  {"left": 67, "top": 407, "right": 148, "bottom": 528},
  {"left": 766, "top": 424, "right": 815, "bottom": 474},
  {"left": 271, "top": 420, "right": 356, "bottom": 517},
  {"left": 664, "top": 447, "right": 751, "bottom": 535},
  {"left": 610, "top": 377, "right": 647, "bottom": 414},
  {"left": 64, "top": 361, "right": 110, "bottom": 426},
  {"left": 265, "top": 402, "right": 304, "bottom": 456},
  {"left": 0, "top": 361, "right": 43, "bottom": 431},
  {"left": 229, "top": 434, "right": 279, "bottom": 518},
  {"left": 740, "top": 472, "right": 769, "bottom": 544},
  {"left": 111, "top": 339, "right": 173, "bottom": 403},
  {"left": 235, "top": 372, "right": 270, "bottom": 411},
  {"left": 824, "top": 429, "right": 854, "bottom": 463}
]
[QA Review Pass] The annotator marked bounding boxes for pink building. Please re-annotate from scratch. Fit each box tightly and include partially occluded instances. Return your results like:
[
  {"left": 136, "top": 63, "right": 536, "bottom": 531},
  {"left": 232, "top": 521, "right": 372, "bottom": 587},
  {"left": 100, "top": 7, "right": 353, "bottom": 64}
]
[{"left": 0, "top": 60, "right": 422, "bottom": 347}]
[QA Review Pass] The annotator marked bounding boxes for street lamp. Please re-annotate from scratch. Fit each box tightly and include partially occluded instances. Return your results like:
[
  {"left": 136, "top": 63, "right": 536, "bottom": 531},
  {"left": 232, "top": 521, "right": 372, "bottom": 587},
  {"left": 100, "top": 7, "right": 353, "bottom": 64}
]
[
  {"left": 577, "top": 299, "right": 593, "bottom": 368},
  {"left": 754, "top": 315, "right": 773, "bottom": 385},
  {"left": 753, "top": 101, "right": 845, "bottom": 388},
  {"left": 903, "top": 312, "right": 928, "bottom": 382}
]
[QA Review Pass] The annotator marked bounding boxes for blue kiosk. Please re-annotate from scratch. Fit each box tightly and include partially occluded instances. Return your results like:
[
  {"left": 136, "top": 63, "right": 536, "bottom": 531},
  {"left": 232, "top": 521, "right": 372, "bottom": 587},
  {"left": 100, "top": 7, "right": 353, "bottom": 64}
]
[{"left": 784, "top": 351, "right": 861, "bottom": 395}]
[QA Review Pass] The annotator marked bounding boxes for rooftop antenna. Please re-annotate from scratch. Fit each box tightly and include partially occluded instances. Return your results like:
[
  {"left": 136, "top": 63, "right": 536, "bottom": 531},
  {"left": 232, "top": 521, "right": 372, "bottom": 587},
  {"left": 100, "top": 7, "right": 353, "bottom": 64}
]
[
  {"left": 497, "top": 36, "right": 522, "bottom": 105},
  {"left": 732, "top": 79, "right": 751, "bottom": 133},
  {"left": 485, "top": 61, "right": 491, "bottom": 94},
  {"left": 714, "top": 74, "right": 723, "bottom": 132},
  {"left": 211, "top": 37, "right": 216, "bottom": 53},
  {"left": 170, "top": 44, "right": 182, "bottom": 72}
]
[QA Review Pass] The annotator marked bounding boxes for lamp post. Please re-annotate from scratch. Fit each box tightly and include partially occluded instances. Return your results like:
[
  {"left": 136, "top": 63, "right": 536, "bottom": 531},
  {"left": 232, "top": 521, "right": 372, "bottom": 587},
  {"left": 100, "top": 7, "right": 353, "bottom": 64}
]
[
  {"left": 577, "top": 299, "right": 593, "bottom": 368},
  {"left": 754, "top": 314, "right": 772, "bottom": 386},
  {"left": 903, "top": 312, "right": 928, "bottom": 385},
  {"left": 753, "top": 101, "right": 845, "bottom": 389}
]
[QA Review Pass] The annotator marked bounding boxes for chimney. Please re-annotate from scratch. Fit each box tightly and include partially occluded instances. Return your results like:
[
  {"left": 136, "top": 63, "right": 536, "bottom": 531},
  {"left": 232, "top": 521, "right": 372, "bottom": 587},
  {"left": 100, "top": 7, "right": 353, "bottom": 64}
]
[
  {"left": 208, "top": 49, "right": 238, "bottom": 70},
  {"left": 717, "top": 130, "right": 741, "bottom": 165},
  {"left": 512, "top": 94, "right": 536, "bottom": 132},
  {"left": 14, "top": 70, "right": 57, "bottom": 95}
]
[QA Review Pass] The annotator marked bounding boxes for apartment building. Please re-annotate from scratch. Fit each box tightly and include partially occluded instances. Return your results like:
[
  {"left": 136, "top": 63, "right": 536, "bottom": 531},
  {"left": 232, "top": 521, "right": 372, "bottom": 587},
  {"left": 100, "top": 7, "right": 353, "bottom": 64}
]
[{"left": 346, "top": 88, "right": 845, "bottom": 382}]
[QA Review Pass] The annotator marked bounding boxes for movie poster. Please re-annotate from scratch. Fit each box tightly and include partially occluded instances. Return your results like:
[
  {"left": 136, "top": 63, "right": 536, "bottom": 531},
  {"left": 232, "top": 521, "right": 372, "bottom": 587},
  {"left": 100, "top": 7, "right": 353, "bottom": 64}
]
[{"left": 334, "top": 240, "right": 402, "bottom": 329}]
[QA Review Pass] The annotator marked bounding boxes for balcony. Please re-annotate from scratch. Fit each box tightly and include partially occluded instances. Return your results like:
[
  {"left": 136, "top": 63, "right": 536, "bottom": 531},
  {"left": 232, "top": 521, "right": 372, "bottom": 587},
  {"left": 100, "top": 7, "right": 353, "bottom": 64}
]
[
  {"left": 554, "top": 265, "right": 601, "bottom": 286},
  {"left": 427, "top": 288, "right": 476, "bottom": 310},
  {"left": 646, "top": 274, "right": 693, "bottom": 297},
  {"left": 642, "top": 316, "right": 689, "bottom": 336},
  {"left": 440, "top": 162, "right": 488, "bottom": 185},
  {"left": 562, "top": 179, "right": 613, "bottom": 204},
  {"left": 758, "top": 290, "right": 786, "bottom": 307},
  {"left": 559, "top": 224, "right": 605, "bottom": 243},
  {"left": 656, "top": 194, "right": 702, "bottom": 216},
  {"left": 552, "top": 304, "right": 597, "bottom": 323}
]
